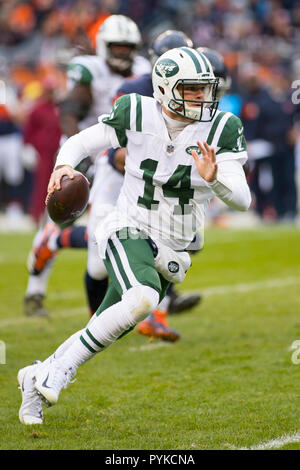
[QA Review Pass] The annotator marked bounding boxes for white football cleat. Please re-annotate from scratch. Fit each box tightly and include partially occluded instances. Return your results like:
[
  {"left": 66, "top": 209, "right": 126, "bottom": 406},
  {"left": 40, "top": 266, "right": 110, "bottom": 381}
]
[
  {"left": 18, "top": 361, "right": 43, "bottom": 425},
  {"left": 34, "top": 359, "right": 76, "bottom": 406}
]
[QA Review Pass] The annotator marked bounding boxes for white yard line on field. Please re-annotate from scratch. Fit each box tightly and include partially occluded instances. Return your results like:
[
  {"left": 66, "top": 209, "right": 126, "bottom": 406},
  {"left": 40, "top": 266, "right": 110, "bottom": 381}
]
[
  {"left": 205, "top": 228, "right": 300, "bottom": 246},
  {"left": 1, "top": 276, "right": 299, "bottom": 329},
  {"left": 129, "top": 342, "right": 173, "bottom": 352},
  {"left": 199, "top": 276, "right": 300, "bottom": 297},
  {"left": 48, "top": 290, "right": 84, "bottom": 300},
  {"left": 234, "top": 431, "right": 300, "bottom": 450},
  {"left": 0, "top": 306, "right": 87, "bottom": 328},
  {"left": 46, "top": 276, "right": 300, "bottom": 302}
]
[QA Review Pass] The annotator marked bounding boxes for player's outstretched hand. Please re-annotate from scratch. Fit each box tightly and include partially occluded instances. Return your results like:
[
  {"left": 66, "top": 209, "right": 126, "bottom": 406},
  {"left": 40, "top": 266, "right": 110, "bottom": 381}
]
[{"left": 191, "top": 141, "right": 217, "bottom": 183}]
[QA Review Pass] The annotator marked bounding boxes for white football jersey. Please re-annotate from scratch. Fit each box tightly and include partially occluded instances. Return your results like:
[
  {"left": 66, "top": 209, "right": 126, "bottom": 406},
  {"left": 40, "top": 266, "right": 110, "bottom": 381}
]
[
  {"left": 93, "top": 93, "right": 248, "bottom": 254},
  {"left": 67, "top": 54, "right": 151, "bottom": 129}
]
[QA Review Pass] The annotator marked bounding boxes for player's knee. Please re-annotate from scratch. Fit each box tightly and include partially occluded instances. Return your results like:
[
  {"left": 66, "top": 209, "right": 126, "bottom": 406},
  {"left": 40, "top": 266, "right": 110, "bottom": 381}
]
[{"left": 122, "top": 285, "right": 159, "bottom": 322}]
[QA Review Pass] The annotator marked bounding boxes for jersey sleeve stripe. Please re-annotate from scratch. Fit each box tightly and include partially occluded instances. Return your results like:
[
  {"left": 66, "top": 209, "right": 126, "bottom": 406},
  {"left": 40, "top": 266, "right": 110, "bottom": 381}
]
[
  {"left": 129, "top": 93, "right": 136, "bottom": 131},
  {"left": 136, "top": 94, "right": 142, "bottom": 132},
  {"left": 206, "top": 111, "right": 226, "bottom": 145},
  {"left": 210, "top": 113, "right": 232, "bottom": 148},
  {"left": 124, "top": 96, "right": 131, "bottom": 130},
  {"left": 129, "top": 94, "right": 142, "bottom": 132},
  {"left": 67, "top": 63, "right": 93, "bottom": 84}
]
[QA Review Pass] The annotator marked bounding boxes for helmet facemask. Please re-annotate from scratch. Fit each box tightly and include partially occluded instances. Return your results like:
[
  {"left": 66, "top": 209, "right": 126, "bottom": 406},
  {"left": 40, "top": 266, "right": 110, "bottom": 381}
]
[{"left": 169, "top": 78, "right": 219, "bottom": 122}]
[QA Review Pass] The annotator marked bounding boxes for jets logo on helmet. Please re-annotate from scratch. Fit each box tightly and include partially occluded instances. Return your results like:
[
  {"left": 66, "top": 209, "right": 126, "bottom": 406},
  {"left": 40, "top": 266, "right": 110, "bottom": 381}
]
[
  {"left": 152, "top": 47, "right": 219, "bottom": 122},
  {"left": 155, "top": 59, "right": 179, "bottom": 78}
]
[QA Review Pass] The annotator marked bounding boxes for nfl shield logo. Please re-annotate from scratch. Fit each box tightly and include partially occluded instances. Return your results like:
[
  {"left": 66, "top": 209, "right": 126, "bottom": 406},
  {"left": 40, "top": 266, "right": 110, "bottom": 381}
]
[
  {"left": 168, "top": 261, "right": 179, "bottom": 273},
  {"left": 167, "top": 144, "right": 175, "bottom": 154}
]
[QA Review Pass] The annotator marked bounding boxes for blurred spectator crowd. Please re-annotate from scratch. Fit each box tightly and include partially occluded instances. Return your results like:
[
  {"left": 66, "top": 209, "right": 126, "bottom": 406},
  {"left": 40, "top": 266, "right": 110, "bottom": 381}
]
[{"left": 0, "top": 0, "right": 300, "bottom": 229}]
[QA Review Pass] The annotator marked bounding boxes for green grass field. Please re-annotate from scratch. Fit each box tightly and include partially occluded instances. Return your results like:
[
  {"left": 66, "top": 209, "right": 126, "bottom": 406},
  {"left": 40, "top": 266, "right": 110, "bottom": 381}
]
[{"left": 0, "top": 226, "right": 300, "bottom": 450}]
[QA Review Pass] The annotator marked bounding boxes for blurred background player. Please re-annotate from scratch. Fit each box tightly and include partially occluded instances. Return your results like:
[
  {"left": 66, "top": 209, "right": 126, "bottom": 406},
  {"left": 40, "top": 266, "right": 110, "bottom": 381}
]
[
  {"left": 23, "top": 14, "right": 151, "bottom": 316},
  {"left": 240, "top": 64, "right": 297, "bottom": 223},
  {"left": 23, "top": 76, "right": 62, "bottom": 225},
  {"left": 0, "top": 83, "right": 24, "bottom": 227},
  {"left": 197, "top": 48, "right": 232, "bottom": 107}
]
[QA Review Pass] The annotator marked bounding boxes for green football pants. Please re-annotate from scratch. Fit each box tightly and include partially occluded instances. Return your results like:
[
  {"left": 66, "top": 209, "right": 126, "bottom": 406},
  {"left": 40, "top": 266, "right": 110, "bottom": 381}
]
[{"left": 95, "top": 228, "right": 170, "bottom": 317}]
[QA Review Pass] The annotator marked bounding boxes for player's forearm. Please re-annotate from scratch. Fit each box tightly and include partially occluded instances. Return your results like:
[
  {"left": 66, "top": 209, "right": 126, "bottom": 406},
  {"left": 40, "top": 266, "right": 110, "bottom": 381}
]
[
  {"left": 59, "top": 84, "right": 92, "bottom": 136},
  {"left": 55, "top": 123, "right": 112, "bottom": 169},
  {"left": 208, "top": 161, "right": 252, "bottom": 211}
]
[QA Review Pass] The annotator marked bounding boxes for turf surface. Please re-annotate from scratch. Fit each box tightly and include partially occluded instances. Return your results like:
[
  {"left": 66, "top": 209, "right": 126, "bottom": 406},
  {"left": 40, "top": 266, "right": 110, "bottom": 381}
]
[{"left": 0, "top": 226, "right": 300, "bottom": 450}]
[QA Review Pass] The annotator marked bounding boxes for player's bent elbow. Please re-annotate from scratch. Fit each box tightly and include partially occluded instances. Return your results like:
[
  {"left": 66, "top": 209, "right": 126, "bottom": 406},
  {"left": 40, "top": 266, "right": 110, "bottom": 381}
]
[
  {"left": 236, "top": 192, "right": 252, "bottom": 211},
  {"left": 244, "top": 191, "right": 252, "bottom": 211}
]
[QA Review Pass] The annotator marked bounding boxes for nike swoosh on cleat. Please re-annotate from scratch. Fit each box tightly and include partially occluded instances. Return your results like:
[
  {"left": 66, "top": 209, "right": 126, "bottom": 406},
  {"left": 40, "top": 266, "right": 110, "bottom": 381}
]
[{"left": 42, "top": 373, "right": 51, "bottom": 389}]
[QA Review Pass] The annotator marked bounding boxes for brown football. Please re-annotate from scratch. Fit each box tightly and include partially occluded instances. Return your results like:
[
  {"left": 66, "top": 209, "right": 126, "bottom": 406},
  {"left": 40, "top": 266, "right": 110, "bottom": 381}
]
[{"left": 46, "top": 173, "right": 89, "bottom": 224}]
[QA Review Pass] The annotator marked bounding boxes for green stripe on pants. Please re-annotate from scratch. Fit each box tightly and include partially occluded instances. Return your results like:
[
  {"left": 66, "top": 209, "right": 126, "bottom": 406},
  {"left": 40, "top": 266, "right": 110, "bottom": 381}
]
[
  {"left": 107, "top": 239, "right": 132, "bottom": 292},
  {"left": 104, "top": 230, "right": 169, "bottom": 299}
]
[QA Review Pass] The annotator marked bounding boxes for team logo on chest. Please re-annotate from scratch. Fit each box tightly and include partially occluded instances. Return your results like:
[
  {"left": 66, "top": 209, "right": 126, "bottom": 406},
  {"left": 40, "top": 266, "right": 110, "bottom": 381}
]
[{"left": 185, "top": 146, "right": 201, "bottom": 156}]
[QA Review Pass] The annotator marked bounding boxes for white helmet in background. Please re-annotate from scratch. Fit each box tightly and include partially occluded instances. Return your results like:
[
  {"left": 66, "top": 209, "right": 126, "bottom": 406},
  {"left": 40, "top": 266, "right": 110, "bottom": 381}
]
[
  {"left": 96, "top": 15, "right": 142, "bottom": 74},
  {"left": 152, "top": 47, "right": 219, "bottom": 122}
]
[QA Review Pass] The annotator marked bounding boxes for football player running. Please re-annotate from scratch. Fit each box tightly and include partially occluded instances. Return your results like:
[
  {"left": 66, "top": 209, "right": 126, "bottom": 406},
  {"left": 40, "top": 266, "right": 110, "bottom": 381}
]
[
  {"left": 18, "top": 46, "right": 251, "bottom": 424},
  {"left": 86, "top": 30, "right": 201, "bottom": 343},
  {"left": 23, "top": 29, "right": 202, "bottom": 342},
  {"left": 97, "top": 41, "right": 234, "bottom": 341},
  {"left": 23, "top": 15, "right": 151, "bottom": 317},
  {"left": 137, "top": 44, "right": 234, "bottom": 339}
]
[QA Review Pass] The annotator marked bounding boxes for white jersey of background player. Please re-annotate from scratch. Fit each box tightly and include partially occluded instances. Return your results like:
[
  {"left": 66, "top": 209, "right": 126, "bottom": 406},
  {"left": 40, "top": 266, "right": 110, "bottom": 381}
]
[
  {"left": 67, "top": 38, "right": 150, "bottom": 129},
  {"left": 24, "top": 15, "right": 151, "bottom": 315}
]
